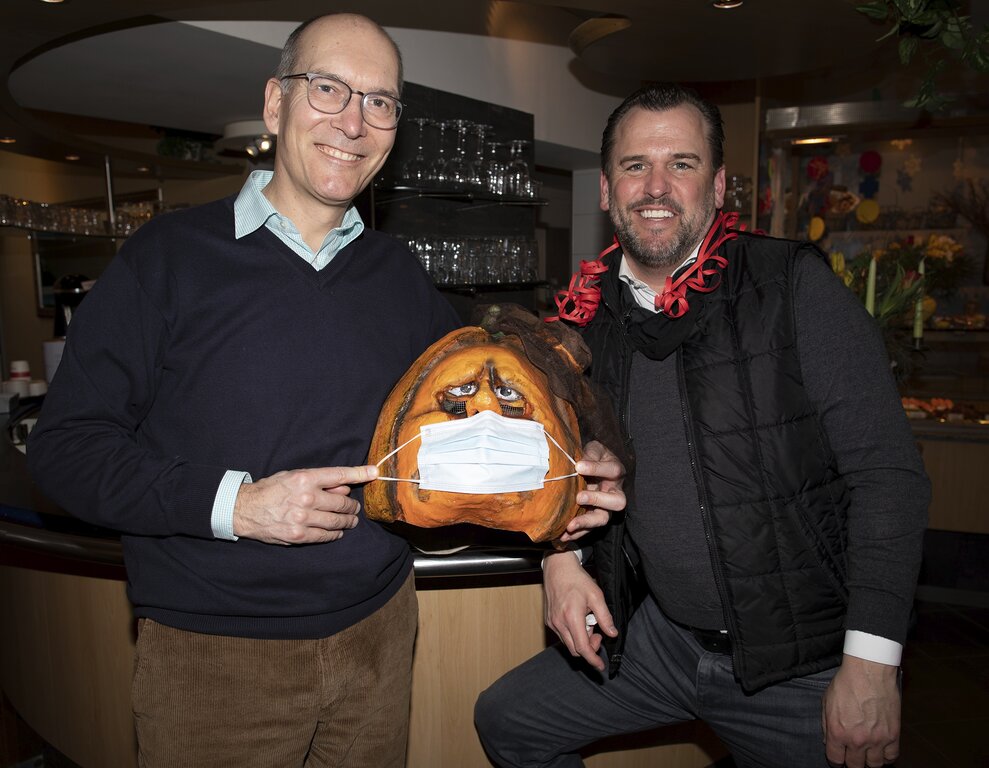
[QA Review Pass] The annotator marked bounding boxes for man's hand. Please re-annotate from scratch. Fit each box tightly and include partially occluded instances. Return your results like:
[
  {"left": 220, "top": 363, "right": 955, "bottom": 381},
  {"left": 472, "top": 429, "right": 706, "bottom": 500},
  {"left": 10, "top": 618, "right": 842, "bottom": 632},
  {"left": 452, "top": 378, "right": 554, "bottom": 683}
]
[
  {"left": 822, "top": 655, "right": 901, "bottom": 768},
  {"left": 233, "top": 465, "right": 378, "bottom": 545},
  {"left": 543, "top": 549, "right": 618, "bottom": 672},
  {"left": 556, "top": 440, "right": 626, "bottom": 544}
]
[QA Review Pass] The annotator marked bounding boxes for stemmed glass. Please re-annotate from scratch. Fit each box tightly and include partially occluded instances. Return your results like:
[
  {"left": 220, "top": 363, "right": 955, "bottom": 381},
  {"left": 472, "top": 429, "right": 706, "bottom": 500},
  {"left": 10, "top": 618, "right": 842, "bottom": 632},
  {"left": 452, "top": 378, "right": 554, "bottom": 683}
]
[
  {"left": 428, "top": 120, "right": 450, "bottom": 187},
  {"left": 506, "top": 139, "right": 532, "bottom": 198},
  {"left": 401, "top": 118, "right": 431, "bottom": 186},
  {"left": 485, "top": 141, "right": 507, "bottom": 196},
  {"left": 466, "top": 124, "right": 491, "bottom": 192},
  {"left": 443, "top": 119, "right": 472, "bottom": 188}
]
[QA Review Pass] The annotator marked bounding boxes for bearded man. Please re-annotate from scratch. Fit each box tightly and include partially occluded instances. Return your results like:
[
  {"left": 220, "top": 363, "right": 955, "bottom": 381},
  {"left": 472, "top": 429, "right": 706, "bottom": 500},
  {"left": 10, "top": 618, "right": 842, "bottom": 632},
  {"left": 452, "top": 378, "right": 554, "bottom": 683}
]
[{"left": 475, "top": 83, "right": 929, "bottom": 768}]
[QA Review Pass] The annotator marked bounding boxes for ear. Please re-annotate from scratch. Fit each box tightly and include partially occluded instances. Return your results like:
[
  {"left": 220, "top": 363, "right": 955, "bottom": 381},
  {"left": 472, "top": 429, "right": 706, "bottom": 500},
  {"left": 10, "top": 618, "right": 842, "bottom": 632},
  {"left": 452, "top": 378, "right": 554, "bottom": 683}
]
[
  {"left": 262, "top": 78, "right": 283, "bottom": 136},
  {"left": 714, "top": 165, "right": 726, "bottom": 210},
  {"left": 599, "top": 170, "right": 611, "bottom": 212}
]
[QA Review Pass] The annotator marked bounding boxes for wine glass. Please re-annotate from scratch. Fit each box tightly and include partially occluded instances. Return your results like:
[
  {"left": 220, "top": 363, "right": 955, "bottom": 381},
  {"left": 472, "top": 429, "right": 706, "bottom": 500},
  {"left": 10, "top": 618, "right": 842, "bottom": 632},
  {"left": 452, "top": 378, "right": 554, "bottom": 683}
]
[
  {"left": 466, "top": 123, "right": 491, "bottom": 191},
  {"left": 443, "top": 119, "right": 472, "bottom": 188},
  {"left": 428, "top": 120, "right": 450, "bottom": 187},
  {"left": 506, "top": 139, "right": 532, "bottom": 198},
  {"left": 401, "top": 118, "right": 431, "bottom": 186}
]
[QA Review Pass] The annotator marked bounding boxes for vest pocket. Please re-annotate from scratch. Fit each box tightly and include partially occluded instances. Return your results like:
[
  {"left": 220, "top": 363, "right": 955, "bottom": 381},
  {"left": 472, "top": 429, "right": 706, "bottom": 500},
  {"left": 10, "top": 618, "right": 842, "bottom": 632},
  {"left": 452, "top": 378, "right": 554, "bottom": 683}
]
[{"left": 786, "top": 498, "right": 849, "bottom": 605}]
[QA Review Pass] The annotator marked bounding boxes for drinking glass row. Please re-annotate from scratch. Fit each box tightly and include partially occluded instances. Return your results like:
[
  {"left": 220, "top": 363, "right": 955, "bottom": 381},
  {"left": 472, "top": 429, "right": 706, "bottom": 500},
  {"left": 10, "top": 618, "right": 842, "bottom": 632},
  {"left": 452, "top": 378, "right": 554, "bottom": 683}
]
[
  {"left": 402, "top": 235, "right": 539, "bottom": 285},
  {"left": 398, "top": 119, "right": 539, "bottom": 198},
  {"left": 0, "top": 194, "right": 158, "bottom": 237}
]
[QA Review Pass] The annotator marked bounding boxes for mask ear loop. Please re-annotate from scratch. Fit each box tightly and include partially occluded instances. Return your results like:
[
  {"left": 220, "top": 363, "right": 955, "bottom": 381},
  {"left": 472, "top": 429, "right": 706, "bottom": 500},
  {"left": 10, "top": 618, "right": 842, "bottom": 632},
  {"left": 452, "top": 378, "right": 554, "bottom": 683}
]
[
  {"left": 543, "top": 431, "right": 579, "bottom": 483},
  {"left": 374, "top": 433, "right": 423, "bottom": 484}
]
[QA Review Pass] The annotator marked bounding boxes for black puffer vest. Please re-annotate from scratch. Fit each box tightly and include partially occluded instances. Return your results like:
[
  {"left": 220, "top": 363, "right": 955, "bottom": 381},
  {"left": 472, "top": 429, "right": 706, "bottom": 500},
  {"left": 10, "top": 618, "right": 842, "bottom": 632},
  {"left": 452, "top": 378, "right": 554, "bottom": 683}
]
[{"left": 584, "top": 229, "right": 850, "bottom": 692}]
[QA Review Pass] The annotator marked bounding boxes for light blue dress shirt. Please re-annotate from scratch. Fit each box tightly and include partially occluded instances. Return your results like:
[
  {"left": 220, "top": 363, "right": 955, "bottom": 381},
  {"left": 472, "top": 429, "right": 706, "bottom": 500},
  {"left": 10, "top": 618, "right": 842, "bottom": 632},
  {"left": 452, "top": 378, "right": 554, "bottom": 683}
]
[{"left": 210, "top": 170, "right": 366, "bottom": 541}]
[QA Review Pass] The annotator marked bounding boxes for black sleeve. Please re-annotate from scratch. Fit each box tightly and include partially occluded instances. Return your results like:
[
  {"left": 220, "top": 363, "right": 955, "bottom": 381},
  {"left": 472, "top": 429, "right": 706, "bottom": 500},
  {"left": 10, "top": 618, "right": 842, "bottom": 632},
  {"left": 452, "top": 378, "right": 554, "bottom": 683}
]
[{"left": 793, "top": 249, "right": 929, "bottom": 646}]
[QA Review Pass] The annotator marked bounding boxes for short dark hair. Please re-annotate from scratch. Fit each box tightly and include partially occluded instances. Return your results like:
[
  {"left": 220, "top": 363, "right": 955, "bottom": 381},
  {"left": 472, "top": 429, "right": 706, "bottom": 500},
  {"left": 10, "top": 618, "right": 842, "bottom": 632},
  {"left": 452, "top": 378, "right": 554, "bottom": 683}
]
[
  {"left": 275, "top": 13, "right": 404, "bottom": 94},
  {"left": 600, "top": 83, "right": 724, "bottom": 172}
]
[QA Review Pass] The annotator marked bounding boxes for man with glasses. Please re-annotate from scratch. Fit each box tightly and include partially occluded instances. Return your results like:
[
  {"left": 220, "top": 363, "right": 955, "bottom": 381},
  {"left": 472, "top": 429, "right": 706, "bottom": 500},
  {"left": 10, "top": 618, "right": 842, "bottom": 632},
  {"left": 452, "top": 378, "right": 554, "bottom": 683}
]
[{"left": 29, "top": 13, "right": 627, "bottom": 767}]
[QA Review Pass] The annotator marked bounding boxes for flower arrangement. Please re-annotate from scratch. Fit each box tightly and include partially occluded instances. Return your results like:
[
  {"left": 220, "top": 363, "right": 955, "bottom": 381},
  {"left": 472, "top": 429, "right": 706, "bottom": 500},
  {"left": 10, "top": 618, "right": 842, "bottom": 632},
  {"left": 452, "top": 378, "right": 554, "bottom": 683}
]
[
  {"left": 829, "top": 232, "right": 971, "bottom": 380},
  {"left": 830, "top": 249, "right": 925, "bottom": 330},
  {"left": 833, "top": 232, "right": 971, "bottom": 305}
]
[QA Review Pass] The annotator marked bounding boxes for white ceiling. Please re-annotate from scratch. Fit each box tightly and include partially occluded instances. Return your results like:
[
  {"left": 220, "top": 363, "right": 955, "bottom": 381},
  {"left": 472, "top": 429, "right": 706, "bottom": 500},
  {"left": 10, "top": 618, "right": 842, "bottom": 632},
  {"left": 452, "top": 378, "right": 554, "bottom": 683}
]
[{"left": 2, "top": 0, "right": 987, "bottom": 175}]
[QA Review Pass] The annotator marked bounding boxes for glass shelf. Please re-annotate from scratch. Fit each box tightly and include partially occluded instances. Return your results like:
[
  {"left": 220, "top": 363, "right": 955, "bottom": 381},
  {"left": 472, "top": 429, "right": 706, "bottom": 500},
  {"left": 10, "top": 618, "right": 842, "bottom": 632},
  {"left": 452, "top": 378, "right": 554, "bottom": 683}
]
[{"left": 374, "top": 185, "right": 546, "bottom": 208}]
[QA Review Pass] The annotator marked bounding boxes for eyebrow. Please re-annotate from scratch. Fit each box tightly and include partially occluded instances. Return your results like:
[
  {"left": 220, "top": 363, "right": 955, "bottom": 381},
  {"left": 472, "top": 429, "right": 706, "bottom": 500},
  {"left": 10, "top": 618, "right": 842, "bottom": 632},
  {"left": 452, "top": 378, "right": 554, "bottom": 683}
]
[
  {"left": 308, "top": 70, "right": 400, "bottom": 99},
  {"left": 617, "top": 151, "right": 704, "bottom": 166}
]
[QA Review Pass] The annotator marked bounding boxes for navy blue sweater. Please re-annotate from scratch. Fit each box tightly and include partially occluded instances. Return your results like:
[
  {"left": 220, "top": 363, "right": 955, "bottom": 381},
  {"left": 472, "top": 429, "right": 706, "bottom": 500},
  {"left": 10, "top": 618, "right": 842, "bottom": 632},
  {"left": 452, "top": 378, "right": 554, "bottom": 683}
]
[{"left": 27, "top": 196, "right": 461, "bottom": 638}]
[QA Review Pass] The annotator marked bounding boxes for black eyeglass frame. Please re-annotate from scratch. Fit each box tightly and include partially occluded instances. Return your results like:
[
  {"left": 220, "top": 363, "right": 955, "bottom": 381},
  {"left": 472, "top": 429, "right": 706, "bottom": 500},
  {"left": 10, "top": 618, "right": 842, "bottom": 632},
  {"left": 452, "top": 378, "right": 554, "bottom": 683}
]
[{"left": 280, "top": 72, "right": 403, "bottom": 129}]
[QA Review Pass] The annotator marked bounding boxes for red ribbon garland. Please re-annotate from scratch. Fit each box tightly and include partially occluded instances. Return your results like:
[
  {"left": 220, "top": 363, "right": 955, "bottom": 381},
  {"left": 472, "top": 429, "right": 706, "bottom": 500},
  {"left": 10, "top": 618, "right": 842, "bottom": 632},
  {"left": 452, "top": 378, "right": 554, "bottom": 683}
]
[
  {"left": 656, "top": 211, "right": 739, "bottom": 318},
  {"left": 546, "top": 211, "right": 745, "bottom": 327},
  {"left": 545, "top": 242, "right": 615, "bottom": 326}
]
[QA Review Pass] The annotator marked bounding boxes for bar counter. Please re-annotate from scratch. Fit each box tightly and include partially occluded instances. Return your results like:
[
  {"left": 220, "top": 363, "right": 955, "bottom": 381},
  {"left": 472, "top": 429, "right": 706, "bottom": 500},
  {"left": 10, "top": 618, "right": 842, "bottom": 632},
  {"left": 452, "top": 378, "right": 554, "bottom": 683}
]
[{"left": 0, "top": 434, "right": 725, "bottom": 768}]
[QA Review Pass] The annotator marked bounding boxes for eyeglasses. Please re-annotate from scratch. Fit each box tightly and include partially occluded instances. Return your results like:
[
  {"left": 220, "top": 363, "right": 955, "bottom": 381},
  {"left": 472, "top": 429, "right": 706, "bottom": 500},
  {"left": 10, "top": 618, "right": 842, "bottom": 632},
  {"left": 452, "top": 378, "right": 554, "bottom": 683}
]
[{"left": 281, "top": 73, "right": 403, "bottom": 129}]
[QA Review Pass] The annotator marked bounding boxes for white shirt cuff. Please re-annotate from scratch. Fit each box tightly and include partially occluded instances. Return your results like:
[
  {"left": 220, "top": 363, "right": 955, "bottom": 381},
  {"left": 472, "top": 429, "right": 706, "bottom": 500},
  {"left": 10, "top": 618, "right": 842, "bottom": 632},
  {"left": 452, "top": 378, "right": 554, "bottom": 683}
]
[
  {"left": 843, "top": 630, "right": 902, "bottom": 666},
  {"left": 210, "top": 470, "right": 252, "bottom": 541},
  {"left": 541, "top": 547, "right": 590, "bottom": 569}
]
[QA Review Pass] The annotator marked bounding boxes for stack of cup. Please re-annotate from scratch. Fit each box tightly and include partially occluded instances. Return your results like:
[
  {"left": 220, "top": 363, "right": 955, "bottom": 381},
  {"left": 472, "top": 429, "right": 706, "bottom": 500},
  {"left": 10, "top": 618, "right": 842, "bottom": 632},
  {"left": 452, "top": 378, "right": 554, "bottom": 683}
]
[{"left": 2, "top": 360, "right": 48, "bottom": 399}]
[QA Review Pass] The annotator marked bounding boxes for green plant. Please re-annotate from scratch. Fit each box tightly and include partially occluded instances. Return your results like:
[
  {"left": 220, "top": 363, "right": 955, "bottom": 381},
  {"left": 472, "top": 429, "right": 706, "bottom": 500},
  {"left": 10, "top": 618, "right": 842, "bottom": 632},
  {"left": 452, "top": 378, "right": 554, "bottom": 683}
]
[{"left": 856, "top": 0, "right": 989, "bottom": 110}]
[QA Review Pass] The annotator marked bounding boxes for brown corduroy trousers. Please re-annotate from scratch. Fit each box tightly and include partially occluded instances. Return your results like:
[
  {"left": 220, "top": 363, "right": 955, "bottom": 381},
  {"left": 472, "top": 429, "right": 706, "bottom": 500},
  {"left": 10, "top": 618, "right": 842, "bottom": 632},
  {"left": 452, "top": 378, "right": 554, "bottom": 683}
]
[{"left": 131, "top": 572, "right": 417, "bottom": 768}]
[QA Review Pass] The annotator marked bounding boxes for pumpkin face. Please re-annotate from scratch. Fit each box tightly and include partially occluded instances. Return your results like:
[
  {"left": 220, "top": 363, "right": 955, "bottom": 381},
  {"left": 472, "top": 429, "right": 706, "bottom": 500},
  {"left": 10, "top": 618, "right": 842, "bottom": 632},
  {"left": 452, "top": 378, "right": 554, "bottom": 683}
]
[{"left": 365, "top": 326, "right": 584, "bottom": 542}]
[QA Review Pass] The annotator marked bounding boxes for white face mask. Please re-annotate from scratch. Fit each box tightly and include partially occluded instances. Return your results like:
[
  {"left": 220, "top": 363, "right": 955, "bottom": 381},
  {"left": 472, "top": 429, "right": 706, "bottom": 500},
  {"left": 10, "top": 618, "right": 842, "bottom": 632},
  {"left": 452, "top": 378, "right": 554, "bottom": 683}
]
[{"left": 375, "top": 409, "right": 578, "bottom": 494}]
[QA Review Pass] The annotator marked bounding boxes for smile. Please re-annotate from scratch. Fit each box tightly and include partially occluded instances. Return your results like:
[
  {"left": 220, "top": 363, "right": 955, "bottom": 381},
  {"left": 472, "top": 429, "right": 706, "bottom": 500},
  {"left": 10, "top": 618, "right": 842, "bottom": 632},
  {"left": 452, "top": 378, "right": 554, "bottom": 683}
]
[
  {"left": 638, "top": 209, "right": 674, "bottom": 219},
  {"left": 317, "top": 145, "right": 363, "bottom": 162}
]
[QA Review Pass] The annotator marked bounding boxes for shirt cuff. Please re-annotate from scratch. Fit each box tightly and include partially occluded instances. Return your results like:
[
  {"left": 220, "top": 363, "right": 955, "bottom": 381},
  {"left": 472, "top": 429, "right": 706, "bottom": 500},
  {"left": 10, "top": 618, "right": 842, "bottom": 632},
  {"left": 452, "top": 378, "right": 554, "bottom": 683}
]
[
  {"left": 540, "top": 547, "right": 590, "bottom": 569},
  {"left": 843, "top": 630, "right": 903, "bottom": 667},
  {"left": 210, "top": 470, "right": 253, "bottom": 541}
]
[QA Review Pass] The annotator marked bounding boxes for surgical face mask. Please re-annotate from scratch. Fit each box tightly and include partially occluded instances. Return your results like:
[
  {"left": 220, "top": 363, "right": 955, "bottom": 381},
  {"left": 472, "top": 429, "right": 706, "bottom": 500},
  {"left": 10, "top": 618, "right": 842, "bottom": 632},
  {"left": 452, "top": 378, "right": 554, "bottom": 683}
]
[{"left": 375, "top": 409, "right": 578, "bottom": 494}]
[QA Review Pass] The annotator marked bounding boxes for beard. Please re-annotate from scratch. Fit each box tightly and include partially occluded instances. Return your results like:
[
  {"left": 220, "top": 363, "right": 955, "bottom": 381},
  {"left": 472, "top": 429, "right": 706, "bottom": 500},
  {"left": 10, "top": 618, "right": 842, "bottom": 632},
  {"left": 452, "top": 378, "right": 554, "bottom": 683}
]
[{"left": 611, "top": 191, "right": 718, "bottom": 270}]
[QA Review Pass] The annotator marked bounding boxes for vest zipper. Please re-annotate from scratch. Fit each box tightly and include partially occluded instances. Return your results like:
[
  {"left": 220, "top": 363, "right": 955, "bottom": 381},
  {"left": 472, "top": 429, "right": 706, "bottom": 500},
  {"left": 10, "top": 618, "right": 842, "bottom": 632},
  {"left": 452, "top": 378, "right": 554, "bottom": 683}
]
[{"left": 675, "top": 350, "right": 742, "bottom": 675}]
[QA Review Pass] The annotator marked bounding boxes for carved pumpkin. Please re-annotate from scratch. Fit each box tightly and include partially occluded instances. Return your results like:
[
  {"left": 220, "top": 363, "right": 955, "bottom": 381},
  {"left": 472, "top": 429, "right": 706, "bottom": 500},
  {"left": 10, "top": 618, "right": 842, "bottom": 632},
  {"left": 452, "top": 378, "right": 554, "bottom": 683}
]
[{"left": 365, "top": 307, "right": 588, "bottom": 542}]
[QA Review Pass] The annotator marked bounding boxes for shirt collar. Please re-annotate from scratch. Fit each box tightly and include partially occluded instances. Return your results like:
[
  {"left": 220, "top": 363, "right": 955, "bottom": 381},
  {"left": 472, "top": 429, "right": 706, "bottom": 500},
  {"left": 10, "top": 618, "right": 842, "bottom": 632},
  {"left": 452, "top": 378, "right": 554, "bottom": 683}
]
[
  {"left": 233, "top": 169, "right": 364, "bottom": 242},
  {"left": 618, "top": 242, "right": 702, "bottom": 313}
]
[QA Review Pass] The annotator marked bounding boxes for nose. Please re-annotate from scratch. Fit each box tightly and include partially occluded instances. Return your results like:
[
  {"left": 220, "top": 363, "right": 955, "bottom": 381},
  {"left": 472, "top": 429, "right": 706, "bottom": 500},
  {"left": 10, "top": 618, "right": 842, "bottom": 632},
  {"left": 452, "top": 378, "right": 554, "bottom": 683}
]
[
  {"left": 465, "top": 382, "right": 501, "bottom": 416},
  {"left": 332, "top": 95, "right": 368, "bottom": 140},
  {"left": 644, "top": 167, "right": 672, "bottom": 199}
]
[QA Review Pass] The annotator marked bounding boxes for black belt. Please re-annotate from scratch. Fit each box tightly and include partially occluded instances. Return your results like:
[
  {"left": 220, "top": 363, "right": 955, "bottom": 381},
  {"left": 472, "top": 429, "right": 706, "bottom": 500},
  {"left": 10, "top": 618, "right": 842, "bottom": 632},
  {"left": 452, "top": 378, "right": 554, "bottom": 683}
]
[{"left": 685, "top": 626, "right": 732, "bottom": 655}]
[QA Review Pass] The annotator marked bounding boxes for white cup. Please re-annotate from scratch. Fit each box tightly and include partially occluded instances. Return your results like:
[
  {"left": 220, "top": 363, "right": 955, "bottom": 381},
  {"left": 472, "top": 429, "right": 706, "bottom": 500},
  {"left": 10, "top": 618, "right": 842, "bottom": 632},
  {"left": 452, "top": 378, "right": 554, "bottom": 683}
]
[
  {"left": 28, "top": 379, "right": 48, "bottom": 397},
  {"left": 3, "top": 379, "right": 29, "bottom": 397},
  {"left": 9, "top": 359, "right": 30, "bottom": 380}
]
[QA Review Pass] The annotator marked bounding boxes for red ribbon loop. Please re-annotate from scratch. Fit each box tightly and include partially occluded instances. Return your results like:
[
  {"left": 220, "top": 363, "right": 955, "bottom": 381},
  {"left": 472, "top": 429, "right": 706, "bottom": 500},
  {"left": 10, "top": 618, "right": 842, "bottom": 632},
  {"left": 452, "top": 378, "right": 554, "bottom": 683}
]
[{"left": 546, "top": 212, "right": 742, "bottom": 325}]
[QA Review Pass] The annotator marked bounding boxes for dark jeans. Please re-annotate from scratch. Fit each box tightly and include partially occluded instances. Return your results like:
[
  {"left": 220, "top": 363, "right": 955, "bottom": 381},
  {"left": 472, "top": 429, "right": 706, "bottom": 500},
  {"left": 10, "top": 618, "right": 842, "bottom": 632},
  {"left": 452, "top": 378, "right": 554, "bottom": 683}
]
[
  {"left": 475, "top": 593, "right": 836, "bottom": 768},
  {"left": 132, "top": 572, "right": 417, "bottom": 768}
]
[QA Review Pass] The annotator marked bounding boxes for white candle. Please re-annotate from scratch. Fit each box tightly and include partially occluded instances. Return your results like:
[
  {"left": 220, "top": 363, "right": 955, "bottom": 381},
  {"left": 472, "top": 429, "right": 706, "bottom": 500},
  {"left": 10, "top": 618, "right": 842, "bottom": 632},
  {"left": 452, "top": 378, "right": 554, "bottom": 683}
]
[
  {"left": 865, "top": 257, "right": 877, "bottom": 316},
  {"left": 913, "top": 258, "right": 926, "bottom": 341}
]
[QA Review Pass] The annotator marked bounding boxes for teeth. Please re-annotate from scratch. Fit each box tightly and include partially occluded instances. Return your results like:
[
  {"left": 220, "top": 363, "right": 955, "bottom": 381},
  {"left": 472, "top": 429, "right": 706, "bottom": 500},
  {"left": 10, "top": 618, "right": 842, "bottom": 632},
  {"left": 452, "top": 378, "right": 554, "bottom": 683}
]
[
  {"left": 640, "top": 209, "right": 674, "bottom": 219},
  {"left": 319, "top": 145, "right": 361, "bottom": 162}
]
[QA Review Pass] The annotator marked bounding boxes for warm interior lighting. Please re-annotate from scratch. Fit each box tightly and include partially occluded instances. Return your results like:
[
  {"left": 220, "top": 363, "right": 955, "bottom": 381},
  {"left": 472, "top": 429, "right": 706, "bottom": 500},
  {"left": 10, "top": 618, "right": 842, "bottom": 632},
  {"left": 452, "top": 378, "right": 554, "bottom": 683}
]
[
  {"left": 64, "top": 154, "right": 80, "bottom": 161},
  {"left": 712, "top": 0, "right": 744, "bottom": 8},
  {"left": 137, "top": 166, "right": 150, "bottom": 173},
  {"left": 791, "top": 137, "right": 838, "bottom": 145},
  {"left": 0, "top": 137, "right": 16, "bottom": 144},
  {"left": 39, "top": 0, "right": 66, "bottom": 4},
  {"left": 218, "top": 120, "right": 275, "bottom": 160}
]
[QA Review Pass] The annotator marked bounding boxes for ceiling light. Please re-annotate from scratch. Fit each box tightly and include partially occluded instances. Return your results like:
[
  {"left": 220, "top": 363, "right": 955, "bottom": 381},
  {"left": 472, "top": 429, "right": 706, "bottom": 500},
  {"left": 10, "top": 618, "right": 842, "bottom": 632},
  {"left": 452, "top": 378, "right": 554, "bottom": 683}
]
[
  {"left": 791, "top": 137, "right": 838, "bottom": 145},
  {"left": 64, "top": 154, "right": 80, "bottom": 161},
  {"left": 39, "top": 0, "right": 66, "bottom": 4},
  {"left": 137, "top": 166, "right": 150, "bottom": 173},
  {"left": 0, "top": 137, "right": 16, "bottom": 144},
  {"left": 712, "top": 1, "right": 743, "bottom": 8},
  {"left": 568, "top": 15, "right": 632, "bottom": 56},
  {"left": 217, "top": 120, "right": 276, "bottom": 160}
]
